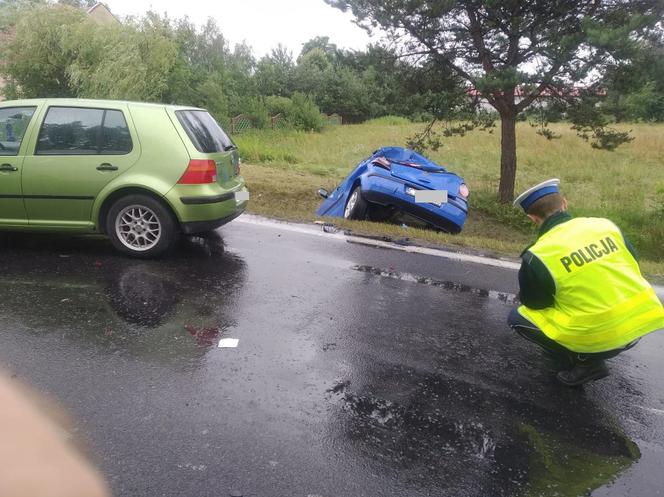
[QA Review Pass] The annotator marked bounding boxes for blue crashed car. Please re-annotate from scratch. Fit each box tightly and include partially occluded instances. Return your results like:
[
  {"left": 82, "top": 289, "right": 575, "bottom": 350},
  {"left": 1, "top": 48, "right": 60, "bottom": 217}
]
[{"left": 316, "top": 147, "right": 469, "bottom": 233}]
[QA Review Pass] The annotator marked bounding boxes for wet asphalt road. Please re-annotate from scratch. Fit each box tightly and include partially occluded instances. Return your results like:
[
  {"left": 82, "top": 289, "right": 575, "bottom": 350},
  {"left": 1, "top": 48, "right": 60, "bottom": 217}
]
[{"left": 0, "top": 216, "right": 663, "bottom": 497}]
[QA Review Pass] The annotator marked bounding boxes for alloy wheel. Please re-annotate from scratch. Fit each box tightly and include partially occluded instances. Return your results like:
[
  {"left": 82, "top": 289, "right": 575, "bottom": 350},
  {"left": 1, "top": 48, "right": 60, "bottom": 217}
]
[
  {"left": 344, "top": 190, "right": 358, "bottom": 218},
  {"left": 115, "top": 205, "right": 162, "bottom": 252}
]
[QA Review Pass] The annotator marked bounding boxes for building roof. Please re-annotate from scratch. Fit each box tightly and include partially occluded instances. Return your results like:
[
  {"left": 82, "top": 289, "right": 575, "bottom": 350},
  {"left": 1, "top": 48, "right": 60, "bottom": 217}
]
[{"left": 86, "top": 2, "right": 119, "bottom": 24}]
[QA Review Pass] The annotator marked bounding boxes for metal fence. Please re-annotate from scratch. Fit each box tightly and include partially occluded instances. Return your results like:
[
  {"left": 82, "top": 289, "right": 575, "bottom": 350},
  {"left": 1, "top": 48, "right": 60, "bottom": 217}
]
[
  {"left": 225, "top": 113, "right": 343, "bottom": 134},
  {"left": 271, "top": 114, "right": 288, "bottom": 130},
  {"left": 230, "top": 114, "right": 253, "bottom": 134}
]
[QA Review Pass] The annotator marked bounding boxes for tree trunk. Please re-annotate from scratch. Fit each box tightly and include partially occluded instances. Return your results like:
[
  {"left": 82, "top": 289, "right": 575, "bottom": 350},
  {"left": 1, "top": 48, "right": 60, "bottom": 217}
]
[{"left": 498, "top": 111, "right": 517, "bottom": 203}]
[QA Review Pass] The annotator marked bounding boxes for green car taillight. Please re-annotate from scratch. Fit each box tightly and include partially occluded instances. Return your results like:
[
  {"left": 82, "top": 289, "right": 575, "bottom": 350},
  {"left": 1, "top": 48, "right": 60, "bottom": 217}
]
[{"left": 178, "top": 159, "right": 217, "bottom": 184}]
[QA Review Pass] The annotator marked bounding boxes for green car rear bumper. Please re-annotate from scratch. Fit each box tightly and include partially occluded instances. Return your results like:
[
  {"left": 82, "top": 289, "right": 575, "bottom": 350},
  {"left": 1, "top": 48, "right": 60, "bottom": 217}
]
[
  {"left": 180, "top": 208, "right": 246, "bottom": 234},
  {"left": 166, "top": 180, "right": 248, "bottom": 234}
]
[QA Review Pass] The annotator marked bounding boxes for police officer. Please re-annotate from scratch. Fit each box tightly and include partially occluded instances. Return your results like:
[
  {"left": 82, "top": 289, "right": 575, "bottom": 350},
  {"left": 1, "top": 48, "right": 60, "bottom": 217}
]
[{"left": 508, "top": 179, "right": 664, "bottom": 386}]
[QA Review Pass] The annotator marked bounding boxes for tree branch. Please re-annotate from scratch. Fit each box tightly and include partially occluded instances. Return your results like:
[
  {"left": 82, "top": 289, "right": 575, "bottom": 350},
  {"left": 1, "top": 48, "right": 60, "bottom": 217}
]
[
  {"left": 515, "top": 60, "right": 564, "bottom": 112},
  {"left": 465, "top": 7, "right": 495, "bottom": 73},
  {"left": 400, "top": 17, "right": 477, "bottom": 85}
]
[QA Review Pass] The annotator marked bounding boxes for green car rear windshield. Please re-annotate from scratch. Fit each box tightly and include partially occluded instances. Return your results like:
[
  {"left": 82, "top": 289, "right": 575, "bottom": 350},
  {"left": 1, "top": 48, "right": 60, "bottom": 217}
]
[{"left": 175, "top": 110, "right": 235, "bottom": 154}]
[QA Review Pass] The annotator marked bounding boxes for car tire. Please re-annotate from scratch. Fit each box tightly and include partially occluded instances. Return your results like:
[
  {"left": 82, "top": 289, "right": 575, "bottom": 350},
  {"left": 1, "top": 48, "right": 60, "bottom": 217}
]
[
  {"left": 344, "top": 185, "right": 368, "bottom": 220},
  {"left": 106, "top": 194, "right": 177, "bottom": 258}
]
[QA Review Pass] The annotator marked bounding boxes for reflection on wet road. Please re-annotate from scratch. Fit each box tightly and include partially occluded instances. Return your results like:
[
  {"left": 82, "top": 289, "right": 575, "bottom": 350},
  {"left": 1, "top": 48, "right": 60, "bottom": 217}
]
[
  {"left": 0, "top": 223, "right": 662, "bottom": 497},
  {"left": 0, "top": 233, "right": 245, "bottom": 368}
]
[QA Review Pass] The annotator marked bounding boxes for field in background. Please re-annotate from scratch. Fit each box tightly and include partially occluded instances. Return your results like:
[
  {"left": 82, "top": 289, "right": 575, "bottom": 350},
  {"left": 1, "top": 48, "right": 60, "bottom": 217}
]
[{"left": 235, "top": 121, "right": 664, "bottom": 276}]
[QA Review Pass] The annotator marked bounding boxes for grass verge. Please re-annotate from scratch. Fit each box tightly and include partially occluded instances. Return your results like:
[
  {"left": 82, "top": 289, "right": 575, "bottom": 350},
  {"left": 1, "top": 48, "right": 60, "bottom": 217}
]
[
  {"left": 237, "top": 121, "right": 664, "bottom": 278},
  {"left": 241, "top": 163, "right": 664, "bottom": 278}
]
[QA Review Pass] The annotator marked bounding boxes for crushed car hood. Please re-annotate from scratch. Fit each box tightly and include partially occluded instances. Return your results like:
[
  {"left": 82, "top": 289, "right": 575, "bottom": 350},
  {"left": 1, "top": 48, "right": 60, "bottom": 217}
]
[{"left": 389, "top": 163, "right": 463, "bottom": 193}]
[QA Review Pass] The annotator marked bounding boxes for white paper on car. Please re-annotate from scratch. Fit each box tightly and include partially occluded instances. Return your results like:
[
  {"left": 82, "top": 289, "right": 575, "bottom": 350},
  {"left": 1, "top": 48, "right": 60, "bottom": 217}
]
[{"left": 414, "top": 189, "right": 447, "bottom": 206}]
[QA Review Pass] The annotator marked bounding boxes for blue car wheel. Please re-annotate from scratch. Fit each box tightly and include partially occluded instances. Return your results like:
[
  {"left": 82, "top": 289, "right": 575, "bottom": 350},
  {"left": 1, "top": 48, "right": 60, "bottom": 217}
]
[{"left": 344, "top": 186, "right": 368, "bottom": 220}]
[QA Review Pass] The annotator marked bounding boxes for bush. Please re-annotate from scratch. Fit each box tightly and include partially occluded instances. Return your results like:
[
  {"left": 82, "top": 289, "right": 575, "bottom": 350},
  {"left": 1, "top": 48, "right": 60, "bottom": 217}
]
[
  {"left": 289, "top": 93, "right": 325, "bottom": 132},
  {"left": 265, "top": 95, "right": 294, "bottom": 117},
  {"left": 470, "top": 191, "right": 533, "bottom": 233},
  {"left": 624, "top": 82, "right": 664, "bottom": 122},
  {"left": 410, "top": 111, "right": 435, "bottom": 123},
  {"left": 264, "top": 93, "right": 325, "bottom": 132},
  {"left": 599, "top": 209, "right": 664, "bottom": 262},
  {"left": 229, "top": 96, "right": 270, "bottom": 129}
]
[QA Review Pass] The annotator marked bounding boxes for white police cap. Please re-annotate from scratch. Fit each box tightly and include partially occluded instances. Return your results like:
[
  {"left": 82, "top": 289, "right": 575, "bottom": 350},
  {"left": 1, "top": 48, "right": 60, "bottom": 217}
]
[{"left": 513, "top": 178, "right": 561, "bottom": 211}]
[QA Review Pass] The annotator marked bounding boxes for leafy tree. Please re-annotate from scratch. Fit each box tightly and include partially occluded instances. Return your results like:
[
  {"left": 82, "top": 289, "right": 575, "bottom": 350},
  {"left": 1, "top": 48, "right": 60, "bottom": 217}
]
[
  {"left": 568, "top": 97, "right": 634, "bottom": 150},
  {"left": 318, "top": 65, "right": 371, "bottom": 122},
  {"left": 196, "top": 72, "right": 230, "bottom": 121},
  {"left": 224, "top": 41, "right": 257, "bottom": 99},
  {"left": 1, "top": 4, "right": 179, "bottom": 101},
  {"left": 327, "top": 0, "right": 664, "bottom": 201},
  {"left": 2, "top": 3, "right": 90, "bottom": 97},
  {"left": 299, "top": 36, "right": 338, "bottom": 62},
  {"left": 292, "top": 48, "right": 330, "bottom": 98},
  {"left": 293, "top": 41, "right": 376, "bottom": 122},
  {"left": 624, "top": 82, "right": 664, "bottom": 121},
  {"left": 57, "top": 0, "right": 96, "bottom": 8},
  {"left": 174, "top": 17, "right": 228, "bottom": 74},
  {"left": 255, "top": 44, "right": 295, "bottom": 97},
  {"left": 70, "top": 18, "right": 178, "bottom": 101},
  {"left": 336, "top": 45, "right": 406, "bottom": 117},
  {"left": 603, "top": 41, "right": 664, "bottom": 121},
  {"left": 157, "top": 17, "right": 227, "bottom": 106},
  {"left": 0, "top": 0, "right": 46, "bottom": 30}
]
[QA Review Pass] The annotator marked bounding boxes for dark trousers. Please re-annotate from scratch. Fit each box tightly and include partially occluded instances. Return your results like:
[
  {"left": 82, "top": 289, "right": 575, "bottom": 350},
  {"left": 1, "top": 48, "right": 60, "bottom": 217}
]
[{"left": 507, "top": 308, "right": 636, "bottom": 368}]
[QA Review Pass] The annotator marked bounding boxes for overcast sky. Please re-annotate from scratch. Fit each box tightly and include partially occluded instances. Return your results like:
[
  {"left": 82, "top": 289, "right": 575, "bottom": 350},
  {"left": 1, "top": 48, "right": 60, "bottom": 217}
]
[{"left": 103, "top": 0, "right": 377, "bottom": 58}]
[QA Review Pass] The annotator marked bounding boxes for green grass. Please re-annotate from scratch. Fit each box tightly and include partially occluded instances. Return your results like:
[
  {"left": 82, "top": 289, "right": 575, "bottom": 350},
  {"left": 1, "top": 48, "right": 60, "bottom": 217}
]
[
  {"left": 363, "top": 115, "right": 413, "bottom": 126},
  {"left": 235, "top": 121, "right": 664, "bottom": 277}
]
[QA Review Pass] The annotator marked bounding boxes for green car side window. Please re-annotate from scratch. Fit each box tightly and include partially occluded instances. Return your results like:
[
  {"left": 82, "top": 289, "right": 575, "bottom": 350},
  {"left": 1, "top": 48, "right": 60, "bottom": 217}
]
[
  {"left": 36, "top": 107, "right": 133, "bottom": 155},
  {"left": 0, "top": 106, "right": 36, "bottom": 156},
  {"left": 100, "top": 109, "right": 132, "bottom": 154}
]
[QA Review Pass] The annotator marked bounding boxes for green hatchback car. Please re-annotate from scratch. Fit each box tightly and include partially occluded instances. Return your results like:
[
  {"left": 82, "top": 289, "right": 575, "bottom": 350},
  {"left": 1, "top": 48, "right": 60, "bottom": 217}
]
[{"left": 0, "top": 99, "right": 248, "bottom": 257}]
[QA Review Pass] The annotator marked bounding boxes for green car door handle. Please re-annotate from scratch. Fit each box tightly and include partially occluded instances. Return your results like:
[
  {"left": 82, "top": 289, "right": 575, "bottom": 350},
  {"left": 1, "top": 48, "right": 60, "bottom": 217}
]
[
  {"left": 97, "top": 163, "right": 118, "bottom": 171},
  {"left": 0, "top": 163, "right": 18, "bottom": 172}
]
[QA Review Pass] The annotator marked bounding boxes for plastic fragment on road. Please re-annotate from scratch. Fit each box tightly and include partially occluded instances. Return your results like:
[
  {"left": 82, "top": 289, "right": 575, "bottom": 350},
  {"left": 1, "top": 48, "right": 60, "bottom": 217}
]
[{"left": 218, "top": 338, "right": 239, "bottom": 348}]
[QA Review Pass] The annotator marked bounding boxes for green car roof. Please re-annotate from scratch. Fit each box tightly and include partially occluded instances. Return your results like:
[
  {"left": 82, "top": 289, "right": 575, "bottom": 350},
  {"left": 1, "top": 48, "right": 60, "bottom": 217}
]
[{"left": 0, "top": 98, "right": 204, "bottom": 112}]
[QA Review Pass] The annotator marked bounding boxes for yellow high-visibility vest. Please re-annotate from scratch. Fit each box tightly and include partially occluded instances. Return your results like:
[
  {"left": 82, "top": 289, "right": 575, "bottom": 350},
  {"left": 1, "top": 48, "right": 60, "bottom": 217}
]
[{"left": 518, "top": 217, "right": 664, "bottom": 352}]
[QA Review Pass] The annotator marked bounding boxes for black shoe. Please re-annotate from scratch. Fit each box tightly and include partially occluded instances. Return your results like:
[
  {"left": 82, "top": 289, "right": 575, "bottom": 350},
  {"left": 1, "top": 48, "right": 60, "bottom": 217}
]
[
  {"left": 544, "top": 352, "right": 576, "bottom": 371},
  {"left": 540, "top": 348, "right": 576, "bottom": 371},
  {"left": 556, "top": 361, "right": 610, "bottom": 387}
]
